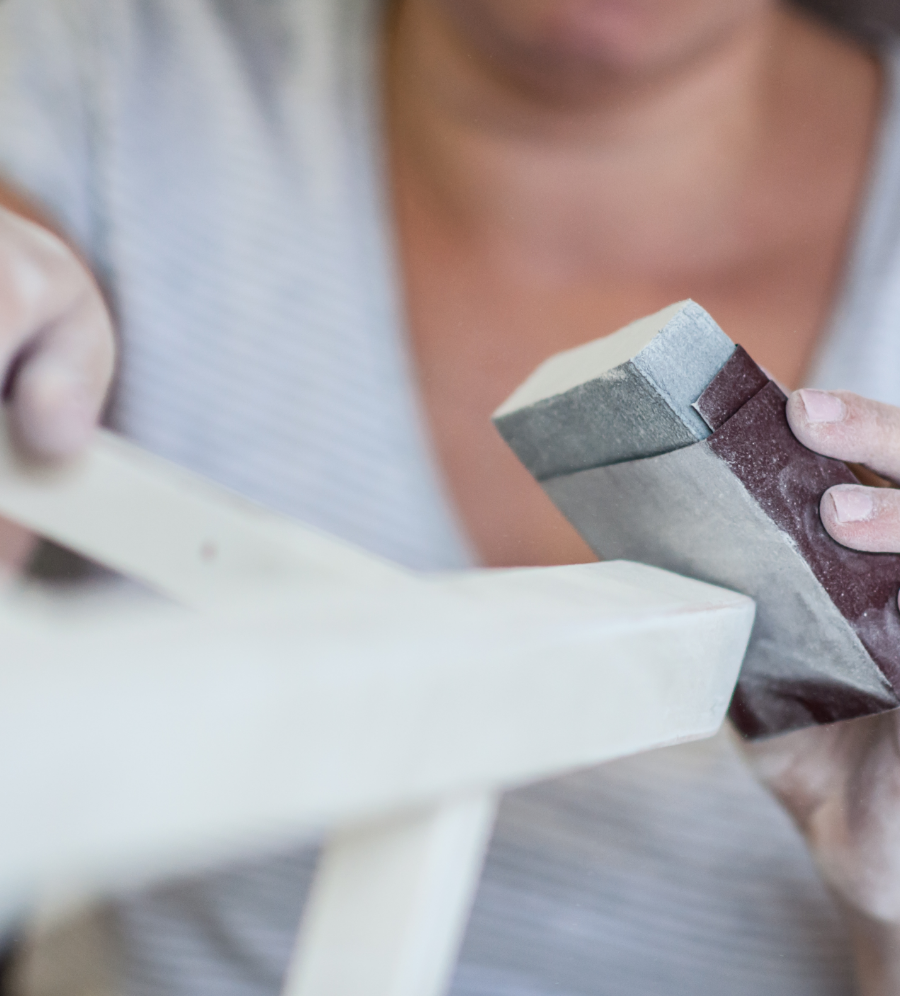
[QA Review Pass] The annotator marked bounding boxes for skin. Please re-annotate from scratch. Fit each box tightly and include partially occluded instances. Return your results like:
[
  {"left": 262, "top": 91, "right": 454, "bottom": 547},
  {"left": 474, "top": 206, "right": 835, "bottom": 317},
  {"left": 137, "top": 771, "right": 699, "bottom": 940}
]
[{"left": 0, "top": 0, "right": 896, "bottom": 989}]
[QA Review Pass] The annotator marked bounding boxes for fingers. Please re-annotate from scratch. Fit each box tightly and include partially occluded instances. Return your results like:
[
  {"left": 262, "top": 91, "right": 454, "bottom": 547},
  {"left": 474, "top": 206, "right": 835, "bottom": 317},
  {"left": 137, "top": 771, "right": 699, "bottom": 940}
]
[
  {"left": 787, "top": 388, "right": 900, "bottom": 483},
  {"left": 818, "top": 484, "right": 900, "bottom": 553},
  {"left": 0, "top": 210, "right": 115, "bottom": 459},
  {"left": 786, "top": 388, "right": 900, "bottom": 554},
  {"left": 8, "top": 284, "right": 115, "bottom": 457}
]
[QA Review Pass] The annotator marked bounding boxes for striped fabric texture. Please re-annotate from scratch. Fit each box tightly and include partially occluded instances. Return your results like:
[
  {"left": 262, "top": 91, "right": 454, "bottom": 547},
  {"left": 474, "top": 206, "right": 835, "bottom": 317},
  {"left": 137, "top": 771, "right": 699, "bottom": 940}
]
[{"left": 0, "top": 2, "right": 898, "bottom": 994}]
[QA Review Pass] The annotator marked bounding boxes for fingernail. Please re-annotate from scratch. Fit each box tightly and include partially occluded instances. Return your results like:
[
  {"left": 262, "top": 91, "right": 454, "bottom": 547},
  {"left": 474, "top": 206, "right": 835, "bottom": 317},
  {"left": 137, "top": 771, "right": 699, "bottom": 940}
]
[
  {"left": 799, "top": 389, "right": 846, "bottom": 423},
  {"left": 830, "top": 486, "right": 874, "bottom": 523}
]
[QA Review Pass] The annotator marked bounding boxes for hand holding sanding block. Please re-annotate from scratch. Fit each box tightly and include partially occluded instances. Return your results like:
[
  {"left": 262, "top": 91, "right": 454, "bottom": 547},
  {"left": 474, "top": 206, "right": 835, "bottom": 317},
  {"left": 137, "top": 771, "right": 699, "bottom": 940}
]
[{"left": 494, "top": 301, "right": 900, "bottom": 738}]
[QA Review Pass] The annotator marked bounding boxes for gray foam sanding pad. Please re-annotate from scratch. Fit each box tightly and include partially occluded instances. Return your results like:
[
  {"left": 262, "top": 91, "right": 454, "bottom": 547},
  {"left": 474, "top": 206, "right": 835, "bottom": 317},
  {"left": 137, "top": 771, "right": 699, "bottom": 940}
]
[{"left": 495, "top": 301, "right": 900, "bottom": 737}]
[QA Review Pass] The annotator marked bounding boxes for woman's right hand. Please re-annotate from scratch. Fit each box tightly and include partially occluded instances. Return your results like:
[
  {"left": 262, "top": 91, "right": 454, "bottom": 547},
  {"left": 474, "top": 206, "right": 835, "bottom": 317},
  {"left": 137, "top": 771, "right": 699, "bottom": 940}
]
[{"left": 0, "top": 202, "right": 115, "bottom": 575}]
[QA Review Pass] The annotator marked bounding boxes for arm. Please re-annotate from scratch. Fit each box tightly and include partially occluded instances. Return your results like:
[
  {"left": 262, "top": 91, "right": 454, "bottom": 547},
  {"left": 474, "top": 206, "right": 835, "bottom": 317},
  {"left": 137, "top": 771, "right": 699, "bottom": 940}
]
[{"left": 744, "top": 388, "right": 900, "bottom": 996}]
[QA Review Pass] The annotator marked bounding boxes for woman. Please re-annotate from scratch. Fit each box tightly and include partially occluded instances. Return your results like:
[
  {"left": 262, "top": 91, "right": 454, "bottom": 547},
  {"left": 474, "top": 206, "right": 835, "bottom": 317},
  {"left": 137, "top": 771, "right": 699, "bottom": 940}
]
[{"left": 1, "top": 0, "right": 899, "bottom": 992}]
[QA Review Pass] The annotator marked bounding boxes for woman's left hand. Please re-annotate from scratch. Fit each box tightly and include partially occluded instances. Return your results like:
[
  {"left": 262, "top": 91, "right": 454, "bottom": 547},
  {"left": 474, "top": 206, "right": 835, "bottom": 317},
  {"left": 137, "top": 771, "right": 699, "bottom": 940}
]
[{"left": 744, "top": 388, "right": 900, "bottom": 996}]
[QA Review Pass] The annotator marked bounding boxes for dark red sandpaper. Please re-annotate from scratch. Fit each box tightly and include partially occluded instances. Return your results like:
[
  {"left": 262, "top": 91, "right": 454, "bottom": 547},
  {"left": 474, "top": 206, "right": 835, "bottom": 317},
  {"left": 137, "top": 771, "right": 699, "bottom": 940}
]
[
  {"left": 697, "top": 363, "right": 900, "bottom": 733},
  {"left": 694, "top": 345, "right": 769, "bottom": 432}
]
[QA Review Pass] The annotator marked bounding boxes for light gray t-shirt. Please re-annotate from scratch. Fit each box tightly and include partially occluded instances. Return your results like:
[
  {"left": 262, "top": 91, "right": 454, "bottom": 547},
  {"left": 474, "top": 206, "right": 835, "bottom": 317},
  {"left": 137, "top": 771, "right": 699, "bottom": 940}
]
[{"left": 1, "top": 1, "right": 898, "bottom": 994}]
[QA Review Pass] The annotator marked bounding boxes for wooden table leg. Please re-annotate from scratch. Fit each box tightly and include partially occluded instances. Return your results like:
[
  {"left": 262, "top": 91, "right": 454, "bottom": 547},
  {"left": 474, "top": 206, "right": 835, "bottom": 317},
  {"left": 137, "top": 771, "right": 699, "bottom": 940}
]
[{"left": 282, "top": 793, "right": 497, "bottom": 996}]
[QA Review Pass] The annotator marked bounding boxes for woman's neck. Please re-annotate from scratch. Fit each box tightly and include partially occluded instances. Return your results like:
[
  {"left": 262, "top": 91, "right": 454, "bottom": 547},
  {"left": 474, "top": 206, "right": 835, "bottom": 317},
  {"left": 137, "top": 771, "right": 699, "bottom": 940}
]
[{"left": 386, "top": 1, "right": 878, "bottom": 285}]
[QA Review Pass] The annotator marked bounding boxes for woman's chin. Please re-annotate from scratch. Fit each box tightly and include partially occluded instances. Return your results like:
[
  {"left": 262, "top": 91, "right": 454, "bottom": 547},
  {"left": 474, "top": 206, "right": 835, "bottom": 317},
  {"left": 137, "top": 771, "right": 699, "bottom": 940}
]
[
  {"left": 436, "top": 0, "right": 772, "bottom": 88},
  {"left": 537, "top": 0, "right": 660, "bottom": 63}
]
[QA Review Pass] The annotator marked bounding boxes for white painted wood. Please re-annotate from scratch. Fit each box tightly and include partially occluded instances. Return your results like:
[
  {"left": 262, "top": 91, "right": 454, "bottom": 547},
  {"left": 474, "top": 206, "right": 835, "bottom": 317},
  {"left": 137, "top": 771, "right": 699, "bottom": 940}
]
[
  {"left": 283, "top": 794, "right": 497, "bottom": 996},
  {"left": 0, "top": 412, "right": 402, "bottom": 606},
  {"left": 0, "top": 560, "right": 752, "bottom": 906},
  {"left": 0, "top": 417, "right": 755, "bottom": 991}
]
